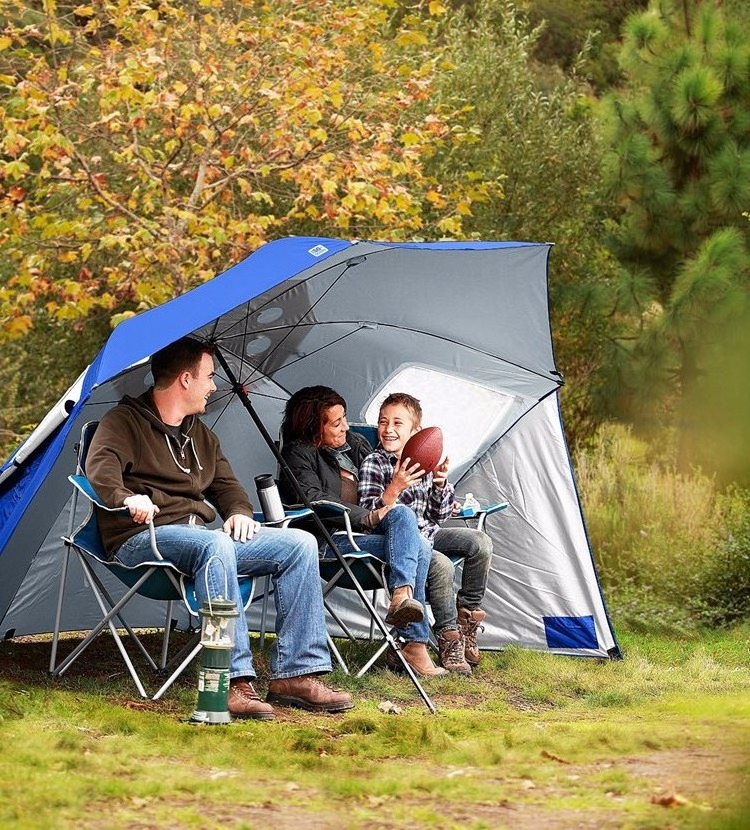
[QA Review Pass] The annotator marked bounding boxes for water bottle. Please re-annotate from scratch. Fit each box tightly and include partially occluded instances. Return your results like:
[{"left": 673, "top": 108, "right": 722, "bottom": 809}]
[
  {"left": 462, "top": 493, "right": 480, "bottom": 517},
  {"left": 254, "top": 474, "right": 285, "bottom": 523}
]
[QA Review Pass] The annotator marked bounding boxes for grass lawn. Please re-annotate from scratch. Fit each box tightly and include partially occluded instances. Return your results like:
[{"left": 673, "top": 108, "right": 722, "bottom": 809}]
[{"left": 1, "top": 625, "right": 749, "bottom": 829}]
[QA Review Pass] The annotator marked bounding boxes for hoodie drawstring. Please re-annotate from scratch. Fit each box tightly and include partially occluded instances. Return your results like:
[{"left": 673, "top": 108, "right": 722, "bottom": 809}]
[{"left": 164, "top": 433, "right": 191, "bottom": 474}]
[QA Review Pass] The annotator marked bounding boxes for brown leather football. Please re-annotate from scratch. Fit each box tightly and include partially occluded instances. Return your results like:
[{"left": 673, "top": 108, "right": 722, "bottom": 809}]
[{"left": 401, "top": 426, "right": 443, "bottom": 473}]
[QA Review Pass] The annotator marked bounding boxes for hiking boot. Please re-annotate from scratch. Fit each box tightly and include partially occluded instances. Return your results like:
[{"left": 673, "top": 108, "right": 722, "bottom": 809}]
[
  {"left": 457, "top": 607, "right": 486, "bottom": 666},
  {"left": 228, "top": 679, "right": 276, "bottom": 720},
  {"left": 385, "top": 641, "right": 448, "bottom": 677},
  {"left": 266, "top": 675, "right": 354, "bottom": 713},
  {"left": 436, "top": 627, "right": 472, "bottom": 675},
  {"left": 385, "top": 585, "right": 424, "bottom": 627}
]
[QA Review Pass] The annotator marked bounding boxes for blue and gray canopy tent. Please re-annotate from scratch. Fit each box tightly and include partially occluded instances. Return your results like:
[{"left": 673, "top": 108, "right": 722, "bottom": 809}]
[{"left": 0, "top": 237, "right": 620, "bottom": 669}]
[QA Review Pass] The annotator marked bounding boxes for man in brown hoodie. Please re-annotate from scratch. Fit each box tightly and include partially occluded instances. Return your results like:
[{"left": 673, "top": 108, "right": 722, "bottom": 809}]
[{"left": 86, "top": 337, "right": 352, "bottom": 720}]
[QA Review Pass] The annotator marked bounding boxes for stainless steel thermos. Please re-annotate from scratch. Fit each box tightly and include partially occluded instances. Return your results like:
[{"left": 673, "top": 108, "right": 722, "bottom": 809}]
[{"left": 254, "top": 474, "right": 285, "bottom": 522}]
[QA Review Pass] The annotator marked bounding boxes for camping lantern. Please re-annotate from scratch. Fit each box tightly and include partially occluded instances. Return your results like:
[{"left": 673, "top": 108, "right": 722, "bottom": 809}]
[{"left": 190, "top": 595, "right": 239, "bottom": 725}]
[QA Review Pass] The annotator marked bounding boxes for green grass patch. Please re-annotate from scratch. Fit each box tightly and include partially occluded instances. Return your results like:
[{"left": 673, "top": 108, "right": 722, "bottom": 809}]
[
  {"left": 1, "top": 628, "right": 749, "bottom": 828},
  {"left": 576, "top": 424, "right": 750, "bottom": 633}
]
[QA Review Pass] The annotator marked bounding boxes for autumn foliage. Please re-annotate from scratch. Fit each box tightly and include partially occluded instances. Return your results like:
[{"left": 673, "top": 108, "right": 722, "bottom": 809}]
[{"left": 0, "top": 0, "right": 492, "bottom": 336}]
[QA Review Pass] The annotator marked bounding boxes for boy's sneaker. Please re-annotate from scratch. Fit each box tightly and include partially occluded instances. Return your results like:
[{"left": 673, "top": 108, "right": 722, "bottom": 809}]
[
  {"left": 436, "top": 627, "right": 472, "bottom": 675},
  {"left": 457, "top": 607, "right": 486, "bottom": 666}
]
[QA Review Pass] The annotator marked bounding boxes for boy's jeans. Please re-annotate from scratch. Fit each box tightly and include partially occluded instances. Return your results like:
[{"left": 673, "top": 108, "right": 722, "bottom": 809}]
[
  {"left": 428, "top": 527, "right": 493, "bottom": 631},
  {"left": 321, "top": 505, "right": 432, "bottom": 643}
]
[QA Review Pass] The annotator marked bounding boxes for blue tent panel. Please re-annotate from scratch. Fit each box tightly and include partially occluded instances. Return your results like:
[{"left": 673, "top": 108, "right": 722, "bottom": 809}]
[{"left": 543, "top": 615, "right": 598, "bottom": 650}]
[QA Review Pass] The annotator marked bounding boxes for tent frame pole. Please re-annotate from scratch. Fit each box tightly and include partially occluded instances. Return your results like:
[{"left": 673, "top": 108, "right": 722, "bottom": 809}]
[{"left": 213, "top": 347, "right": 436, "bottom": 714}]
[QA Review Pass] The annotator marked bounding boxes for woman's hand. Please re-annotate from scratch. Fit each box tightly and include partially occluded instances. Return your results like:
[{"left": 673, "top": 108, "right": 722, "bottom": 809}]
[{"left": 369, "top": 504, "right": 393, "bottom": 525}]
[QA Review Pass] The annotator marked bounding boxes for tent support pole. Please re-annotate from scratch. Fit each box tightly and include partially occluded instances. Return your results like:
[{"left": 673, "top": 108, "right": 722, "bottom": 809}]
[{"left": 212, "top": 346, "right": 436, "bottom": 714}]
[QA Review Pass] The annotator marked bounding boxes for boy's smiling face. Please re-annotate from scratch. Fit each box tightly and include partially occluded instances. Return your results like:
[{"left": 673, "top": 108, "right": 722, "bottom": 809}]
[{"left": 377, "top": 402, "right": 419, "bottom": 458}]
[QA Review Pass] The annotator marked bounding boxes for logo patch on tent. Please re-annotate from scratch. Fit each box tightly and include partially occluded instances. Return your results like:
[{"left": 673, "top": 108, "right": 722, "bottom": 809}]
[
  {"left": 543, "top": 615, "right": 598, "bottom": 650},
  {"left": 308, "top": 244, "right": 329, "bottom": 257}
]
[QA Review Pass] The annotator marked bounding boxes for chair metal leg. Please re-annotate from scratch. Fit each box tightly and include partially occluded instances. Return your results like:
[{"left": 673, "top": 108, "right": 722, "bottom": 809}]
[
  {"left": 159, "top": 600, "right": 173, "bottom": 669},
  {"left": 52, "top": 557, "right": 159, "bottom": 688},
  {"left": 57, "top": 576, "right": 150, "bottom": 695},
  {"left": 50, "top": 547, "right": 74, "bottom": 674},
  {"left": 79, "top": 562, "right": 161, "bottom": 669},
  {"left": 152, "top": 640, "right": 203, "bottom": 700},
  {"left": 356, "top": 640, "right": 390, "bottom": 677},
  {"left": 258, "top": 574, "right": 271, "bottom": 649},
  {"left": 326, "top": 633, "right": 350, "bottom": 674}
]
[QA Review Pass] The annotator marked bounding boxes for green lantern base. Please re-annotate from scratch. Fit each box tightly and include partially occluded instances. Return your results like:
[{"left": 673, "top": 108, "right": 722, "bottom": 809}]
[{"left": 189, "top": 646, "right": 232, "bottom": 725}]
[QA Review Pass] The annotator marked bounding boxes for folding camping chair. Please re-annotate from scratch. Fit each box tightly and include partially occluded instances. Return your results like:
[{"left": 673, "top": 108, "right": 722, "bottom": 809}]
[
  {"left": 49, "top": 421, "right": 255, "bottom": 700},
  {"left": 311, "top": 500, "right": 393, "bottom": 675}
]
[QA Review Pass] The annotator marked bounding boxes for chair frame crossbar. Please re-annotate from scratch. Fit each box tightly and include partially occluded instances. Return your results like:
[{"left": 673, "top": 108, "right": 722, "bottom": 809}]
[{"left": 320, "top": 540, "right": 389, "bottom": 676}]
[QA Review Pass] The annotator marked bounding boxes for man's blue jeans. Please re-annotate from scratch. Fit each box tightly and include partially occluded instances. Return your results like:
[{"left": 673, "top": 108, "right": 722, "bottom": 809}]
[
  {"left": 427, "top": 527, "right": 493, "bottom": 632},
  {"left": 321, "top": 505, "right": 432, "bottom": 643},
  {"left": 115, "top": 524, "right": 331, "bottom": 681}
]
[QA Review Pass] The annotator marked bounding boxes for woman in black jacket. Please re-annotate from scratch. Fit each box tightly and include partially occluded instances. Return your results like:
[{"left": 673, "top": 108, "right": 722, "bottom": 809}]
[{"left": 279, "top": 386, "right": 445, "bottom": 677}]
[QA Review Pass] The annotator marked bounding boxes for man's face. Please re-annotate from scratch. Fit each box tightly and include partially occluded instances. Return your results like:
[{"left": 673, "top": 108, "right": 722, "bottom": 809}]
[
  {"left": 319, "top": 404, "right": 349, "bottom": 449},
  {"left": 185, "top": 352, "right": 217, "bottom": 415},
  {"left": 377, "top": 403, "right": 419, "bottom": 458}
]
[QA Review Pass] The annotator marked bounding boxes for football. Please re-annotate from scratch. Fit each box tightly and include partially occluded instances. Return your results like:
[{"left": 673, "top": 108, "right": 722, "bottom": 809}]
[{"left": 401, "top": 426, "right": 443, "bottom": 474}]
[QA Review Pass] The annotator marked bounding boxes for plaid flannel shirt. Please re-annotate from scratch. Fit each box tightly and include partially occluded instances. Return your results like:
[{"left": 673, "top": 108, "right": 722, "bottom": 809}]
[{"left": 357, "top": 447, "right": 455, "bottom": 544}]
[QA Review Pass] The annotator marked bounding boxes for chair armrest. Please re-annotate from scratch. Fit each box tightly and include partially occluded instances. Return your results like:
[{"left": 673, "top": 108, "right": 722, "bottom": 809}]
[
  {"left": 253, "top": 507, "right": 313, "bottom": 527},
  {"left": 69, "top": 474, "right": 127, "bottom": 513},
  {"left": 68, "top": 474, "right": 163, "bottom": 560},
  {"left": 451, "top": 501, "right": 509, "bottom": 533},
  {"left": 304, "top": 500, "right": 363, "bottom": 552},
  {"left": 454, "top": 500, "right": 509, "bottom": 519}
]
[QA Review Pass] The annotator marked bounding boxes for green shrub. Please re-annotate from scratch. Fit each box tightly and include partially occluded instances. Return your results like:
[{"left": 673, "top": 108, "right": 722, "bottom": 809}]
[{"left": 576, "top": 424, "right": 750, "bottom": 632}]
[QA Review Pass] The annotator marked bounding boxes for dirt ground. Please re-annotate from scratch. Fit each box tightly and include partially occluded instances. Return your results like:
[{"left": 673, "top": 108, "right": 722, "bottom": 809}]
[{"left": 71, "top": 730, "right": 745, "bottom": 830}]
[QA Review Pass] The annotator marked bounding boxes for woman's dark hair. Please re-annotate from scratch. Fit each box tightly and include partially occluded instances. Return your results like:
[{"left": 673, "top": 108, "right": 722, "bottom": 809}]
[
  {"left": 151, "top": 337, "right": 214, "bottom": 386},
  {"left": 282, "top": 385, "right": 347, "bottom": 446}
]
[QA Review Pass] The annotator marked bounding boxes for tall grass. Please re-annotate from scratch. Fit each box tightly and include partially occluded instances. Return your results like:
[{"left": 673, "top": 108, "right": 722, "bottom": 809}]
[{"left": 575, "top": 424, "right": 750, "bottom": 633}]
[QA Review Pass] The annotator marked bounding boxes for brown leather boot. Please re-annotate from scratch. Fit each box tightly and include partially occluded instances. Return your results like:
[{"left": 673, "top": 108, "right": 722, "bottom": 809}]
[
  {"left": 386, "top": 642, "right": 448, "bottom": 677},
  {"left": 266, "top": 675, "right": 354, "bottom": 713},
  {"left": 228, "top": 679, "right": 276, "bottom": 720},
  {"left": 385, "top": 585, "right": 424, "bottom": 627},
  {"left": 457, "top": 607, "right": 486, "bottom": 666},
  {"left": 436, "top": 627, "right": 472, "bottom": 675}
]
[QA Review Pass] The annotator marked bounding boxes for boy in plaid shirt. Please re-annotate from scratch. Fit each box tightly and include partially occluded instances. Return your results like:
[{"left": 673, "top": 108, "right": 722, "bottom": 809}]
[{"left": 358, "top": 393, "right": 493, "bottom": 674}]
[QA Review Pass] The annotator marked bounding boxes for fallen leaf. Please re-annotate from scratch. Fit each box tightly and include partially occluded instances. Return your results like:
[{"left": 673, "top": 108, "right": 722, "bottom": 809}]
[
  {"left": 651, "top": 792, "right": 688, "bottom": 807},
  {"left": 541, "top": 749, "right": 571, "bottom": 764}
]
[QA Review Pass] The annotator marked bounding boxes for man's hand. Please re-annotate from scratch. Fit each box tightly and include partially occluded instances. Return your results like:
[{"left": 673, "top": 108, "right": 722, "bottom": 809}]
[
  {"left": 432, "top": 456, "right": 450, "bottom": 490},
  {"left": 124, "top": 494, "right": 159, "bottom": 525},
  {"left": 223, "top": 513, "right": 260, "bottom": 543}
]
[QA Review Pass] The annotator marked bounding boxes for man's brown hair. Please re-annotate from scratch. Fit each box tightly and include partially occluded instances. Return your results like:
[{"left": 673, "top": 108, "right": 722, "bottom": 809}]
[{"left": 151, "top": 337, "right": 215, "bottom": 387}]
